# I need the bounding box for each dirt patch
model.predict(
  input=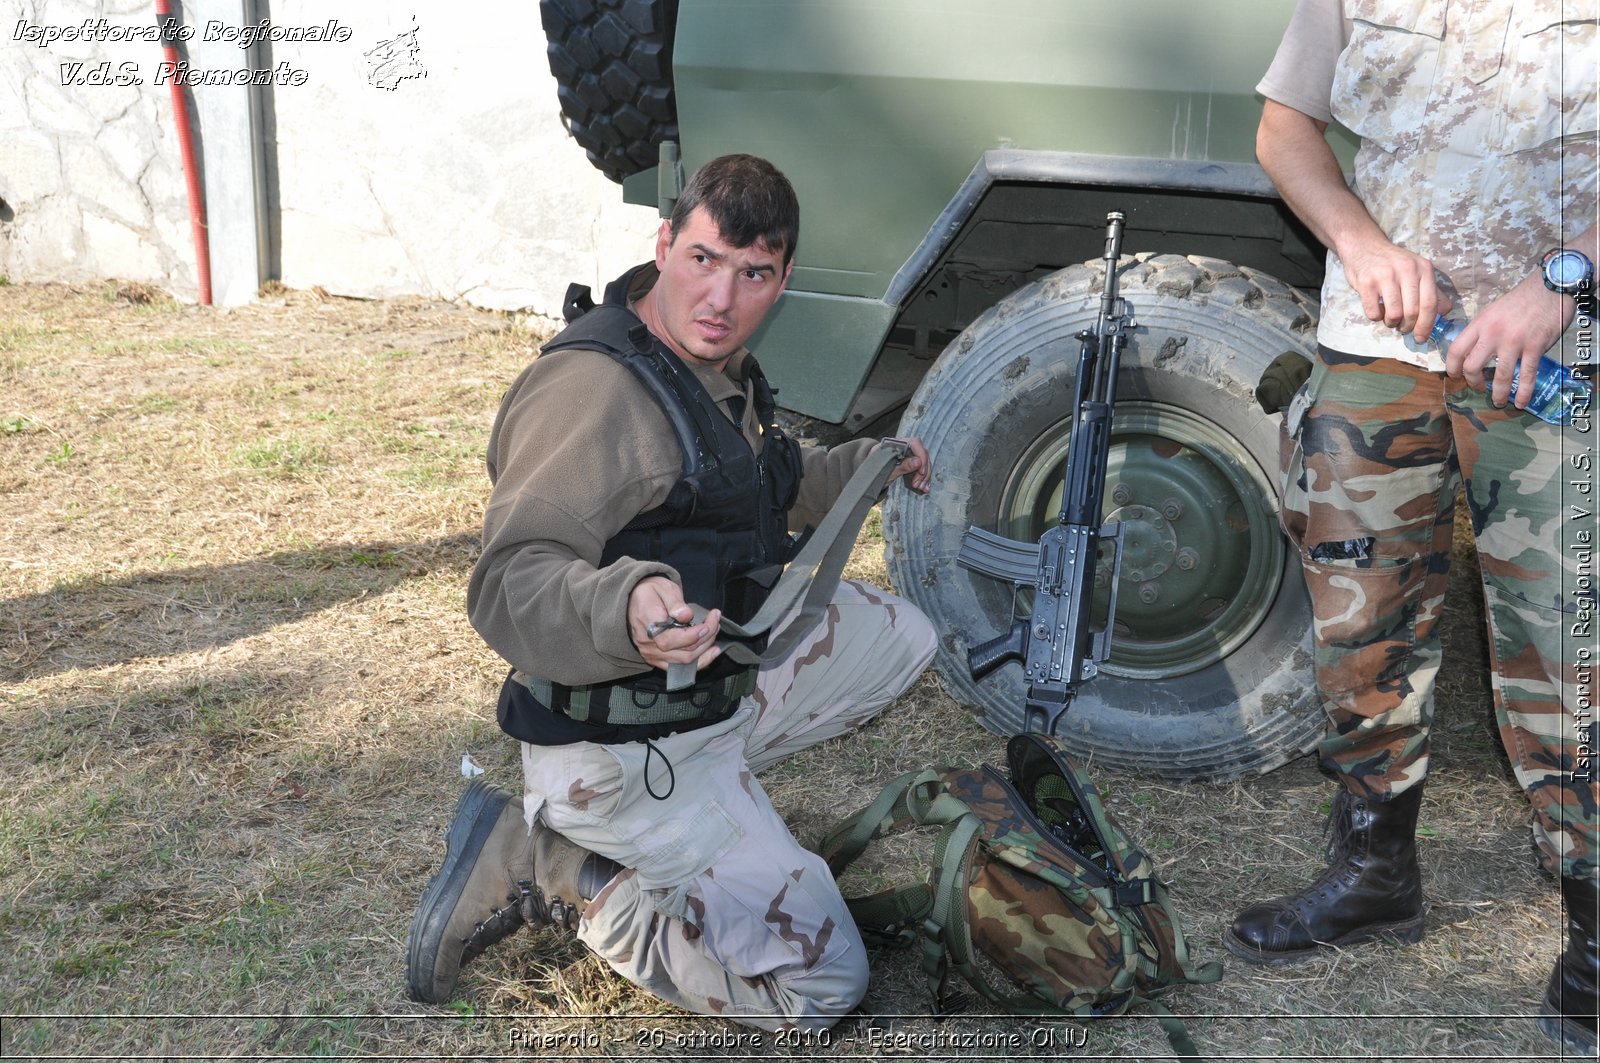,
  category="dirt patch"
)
[0,280,1562,1060]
